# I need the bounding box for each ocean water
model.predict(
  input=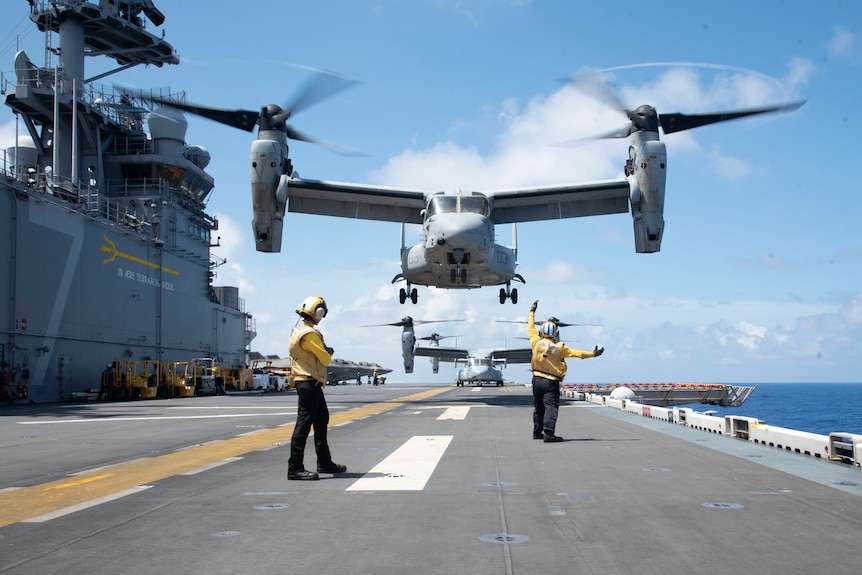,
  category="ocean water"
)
[682,382,862,437]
